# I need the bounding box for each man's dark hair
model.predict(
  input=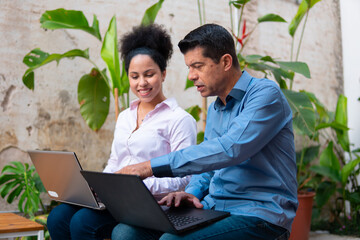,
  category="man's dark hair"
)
[178,24,239,68]
[120,24,173,73]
